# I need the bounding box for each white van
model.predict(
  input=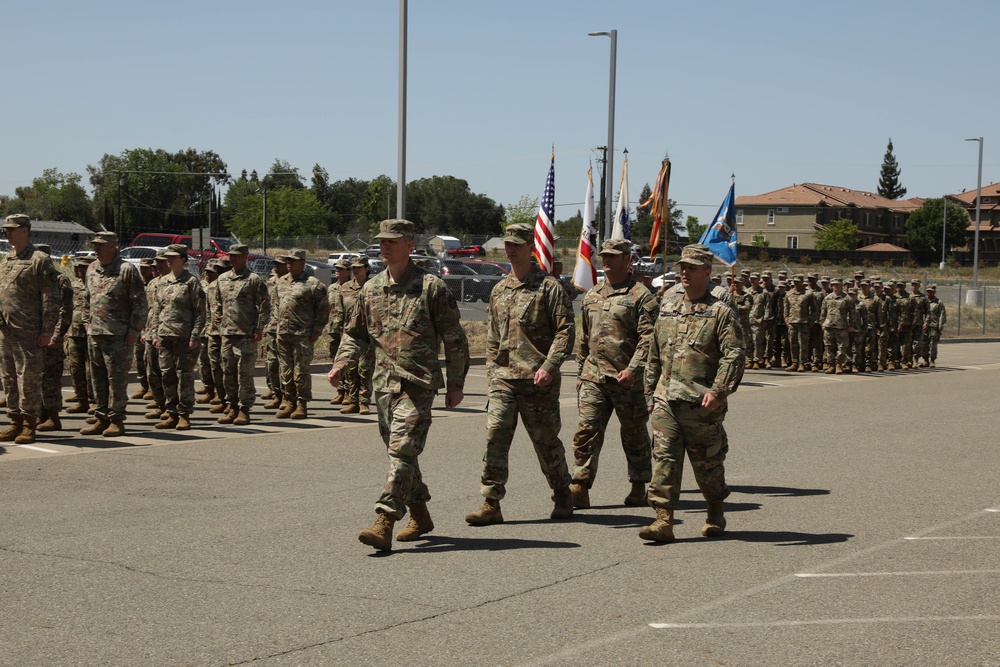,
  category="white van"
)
[327,252,356,267]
